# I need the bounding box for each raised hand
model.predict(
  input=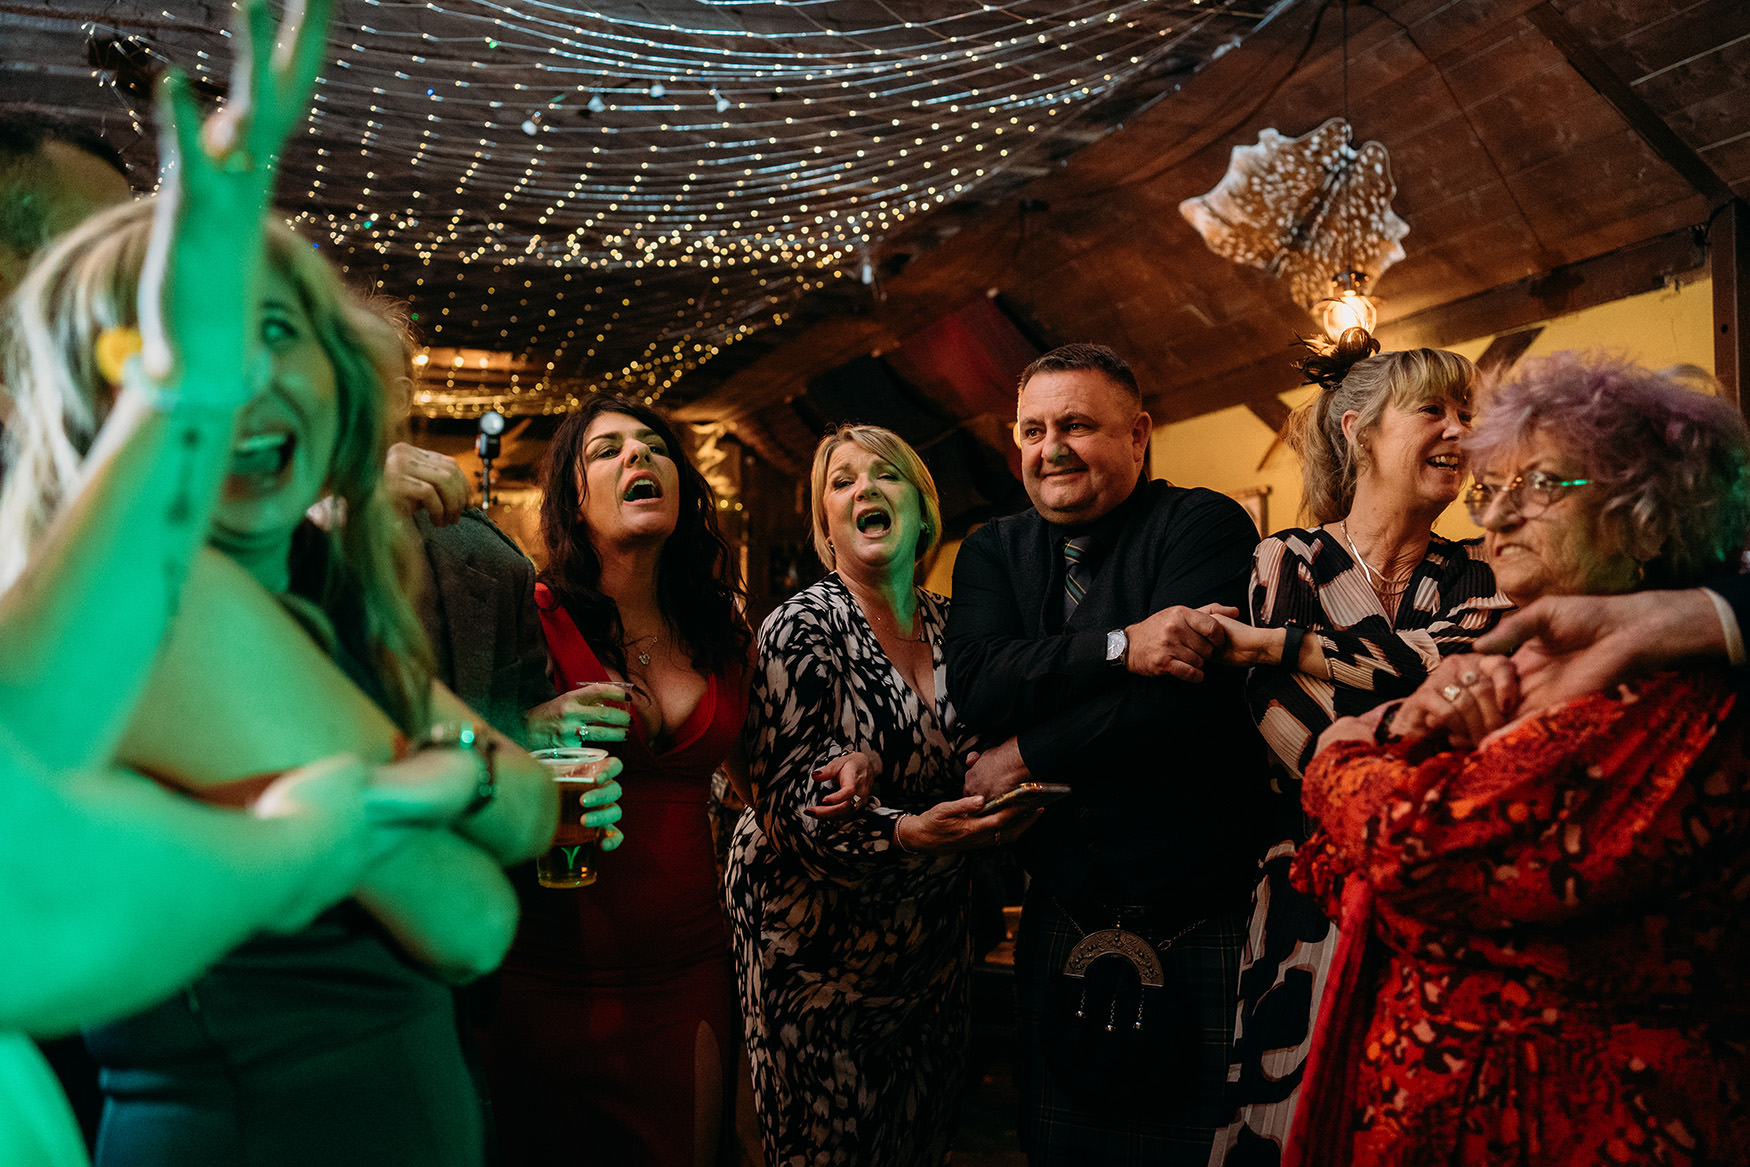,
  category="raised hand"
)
[385,443,472,526]
[136,0,334,398]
